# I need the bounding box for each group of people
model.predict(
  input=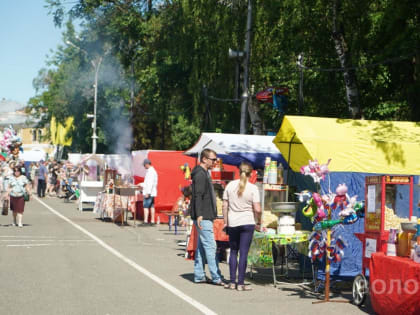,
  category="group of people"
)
[190,149,261,291]
[0,157,81,227]
[1,150,261,289]
[138,150,261,290]
[29,159,78,199]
